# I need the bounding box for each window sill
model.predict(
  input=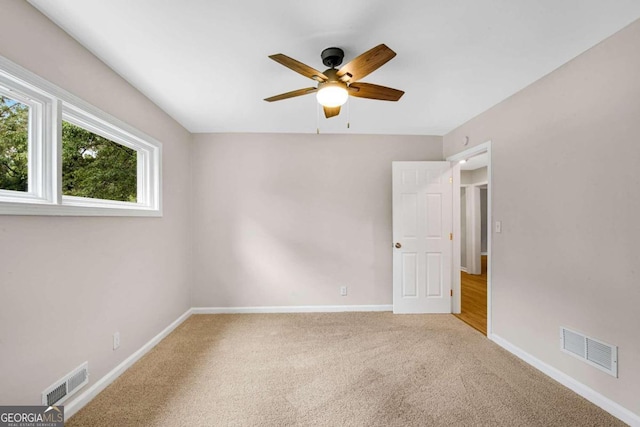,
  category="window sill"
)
[0,200,162,217]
